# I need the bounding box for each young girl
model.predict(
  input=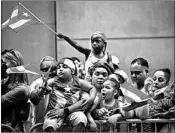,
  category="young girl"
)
[89,76,132,132]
